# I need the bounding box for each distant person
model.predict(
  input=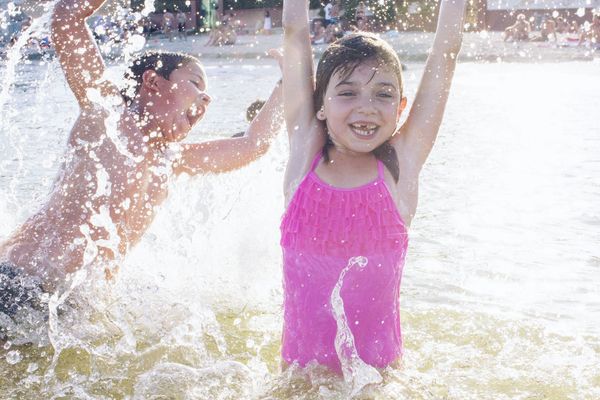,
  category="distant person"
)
[578,14,600,47]
[569,20,580,34]
[0,0,283,338]
[176,10,187,41]
[162,10,175,42]
[354,16,368,31]
[504,14,531,42]
[330,0,341,25]
[205,13,237,46]
[531,16,557,42]
[356,0,367,20]
[205,20,236,46]
[354,1,369,30]
[310,19,326,44]
[324,21,343,43]
[324,0,334,26]
[232,99,267,138]
[263,10,272,35]
[555,16,568,34]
